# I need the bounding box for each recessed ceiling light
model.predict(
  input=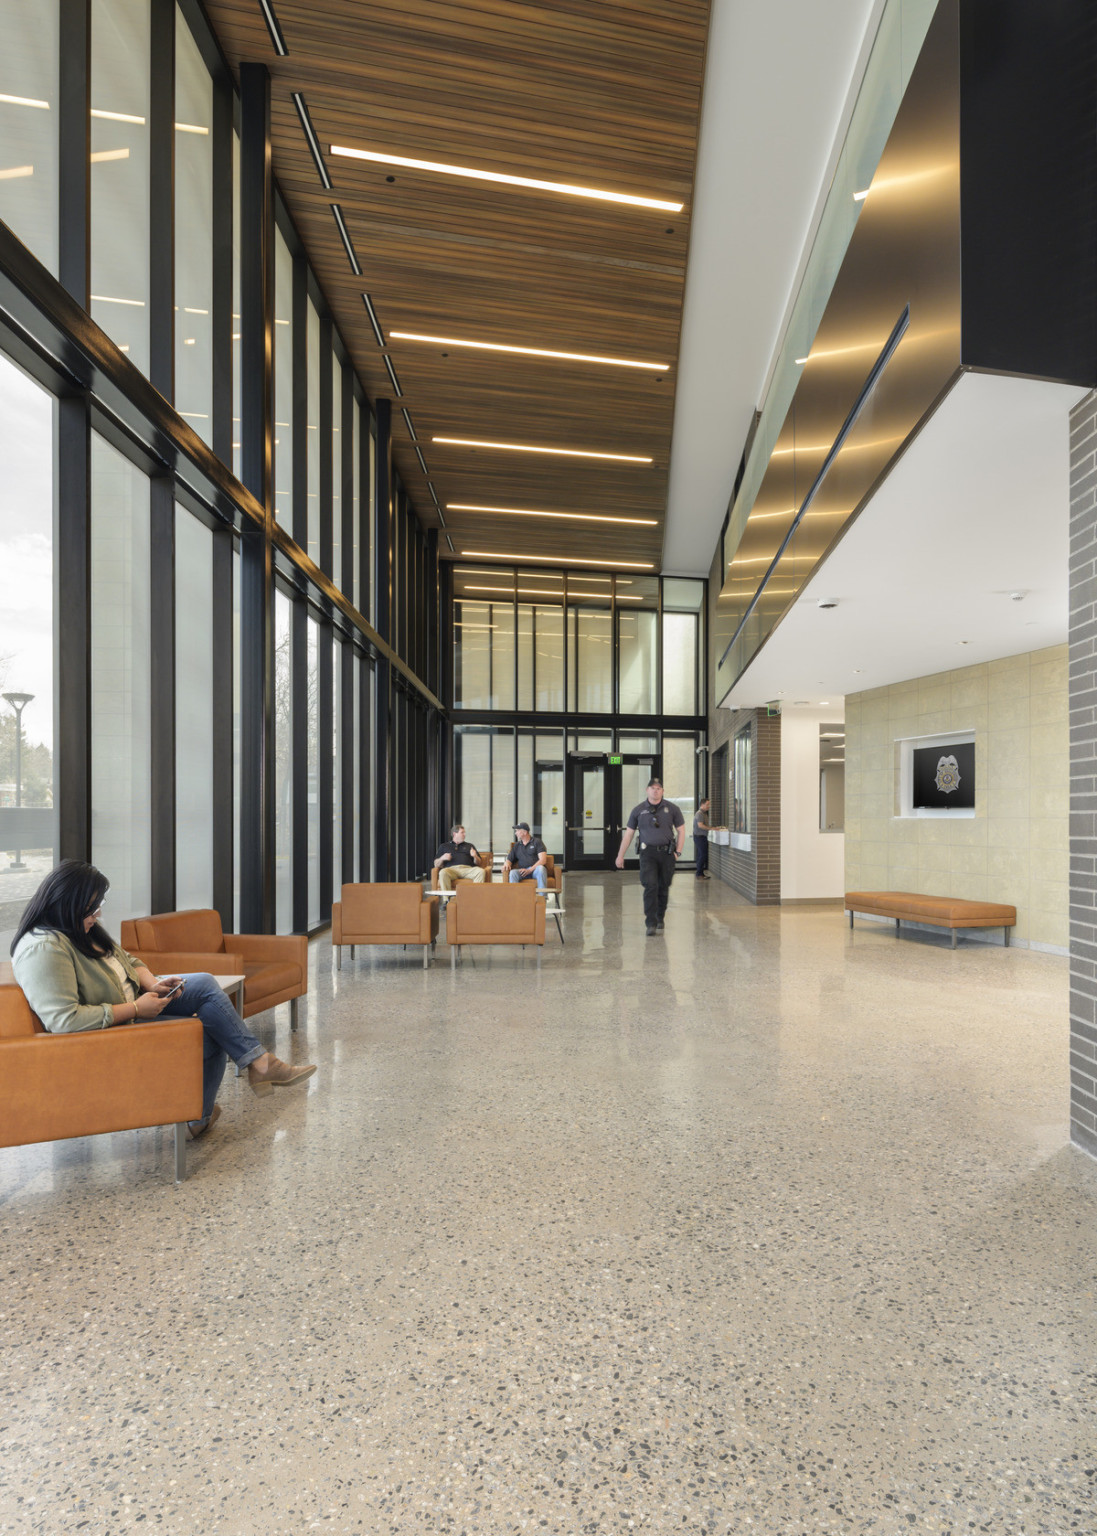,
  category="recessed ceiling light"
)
[435,437,652,464]
[460,551,654,568]
[448,502,656,526]
[329,144,683,212]
[391,331,668,371]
